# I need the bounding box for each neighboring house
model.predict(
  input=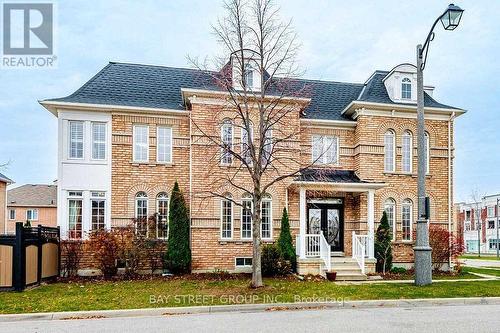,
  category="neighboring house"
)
[40,61,463,276]
[6,184,57,233]
[0,173,14,234]
[458,194,500,254]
